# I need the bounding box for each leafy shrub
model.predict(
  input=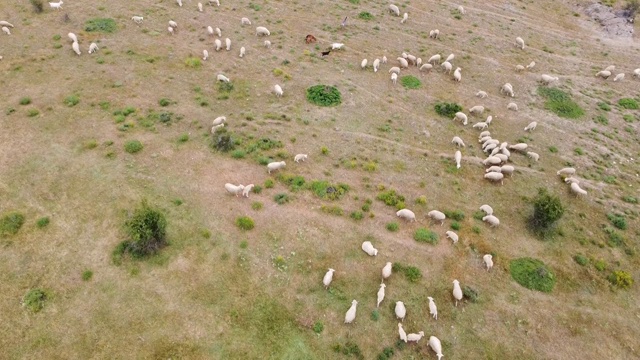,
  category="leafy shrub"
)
[332,341,364,360]
[264,179,274,188]
[451,222,461,230]
[276,173,306,191]
[377,347,395,360]
[19,97,31,105]
[210,129,235,152]
[358,11,374,20]
[622,195,638,204]
[177,133,189,143]
[313,321,324,334]
[608,270,633,289]
[124,140,143,154]
[251,201,263,211]
[462,285,479,302]
[594,259,607,271]
[0,212,25,236]
[607,213,627,230]
[27,109,40,117]
[64,95,80,107]
[252,185,262,194]
[444,210,465,221]
[85,18,117,33]
[321,146,329,155]
[23,289,47,312]
[414,228,438,244]
[597,101,611,111]
[321,205,343,216]
[236,216,255,230]
[604,226,625,247]
[376,189,405,207]
[81,270,93,281]
[36,217,50,229]
[310,180,349,200]
[30,0,44,13]
[531,188,564,231]
[114,201,167,260]
[548,146,558,153]
[274,193,290,205]
[618,98,638,109]
[306,85,342,107]
[392,263,422,283]
[400,75,421,89]
[158,98,172,107]
[510,257,556,292]
[231,150,246,159]
[537,87,584,119]
[350,211,364,221]
[573,254,588,266]
[386,222,399,232]
[434,102,462,118]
